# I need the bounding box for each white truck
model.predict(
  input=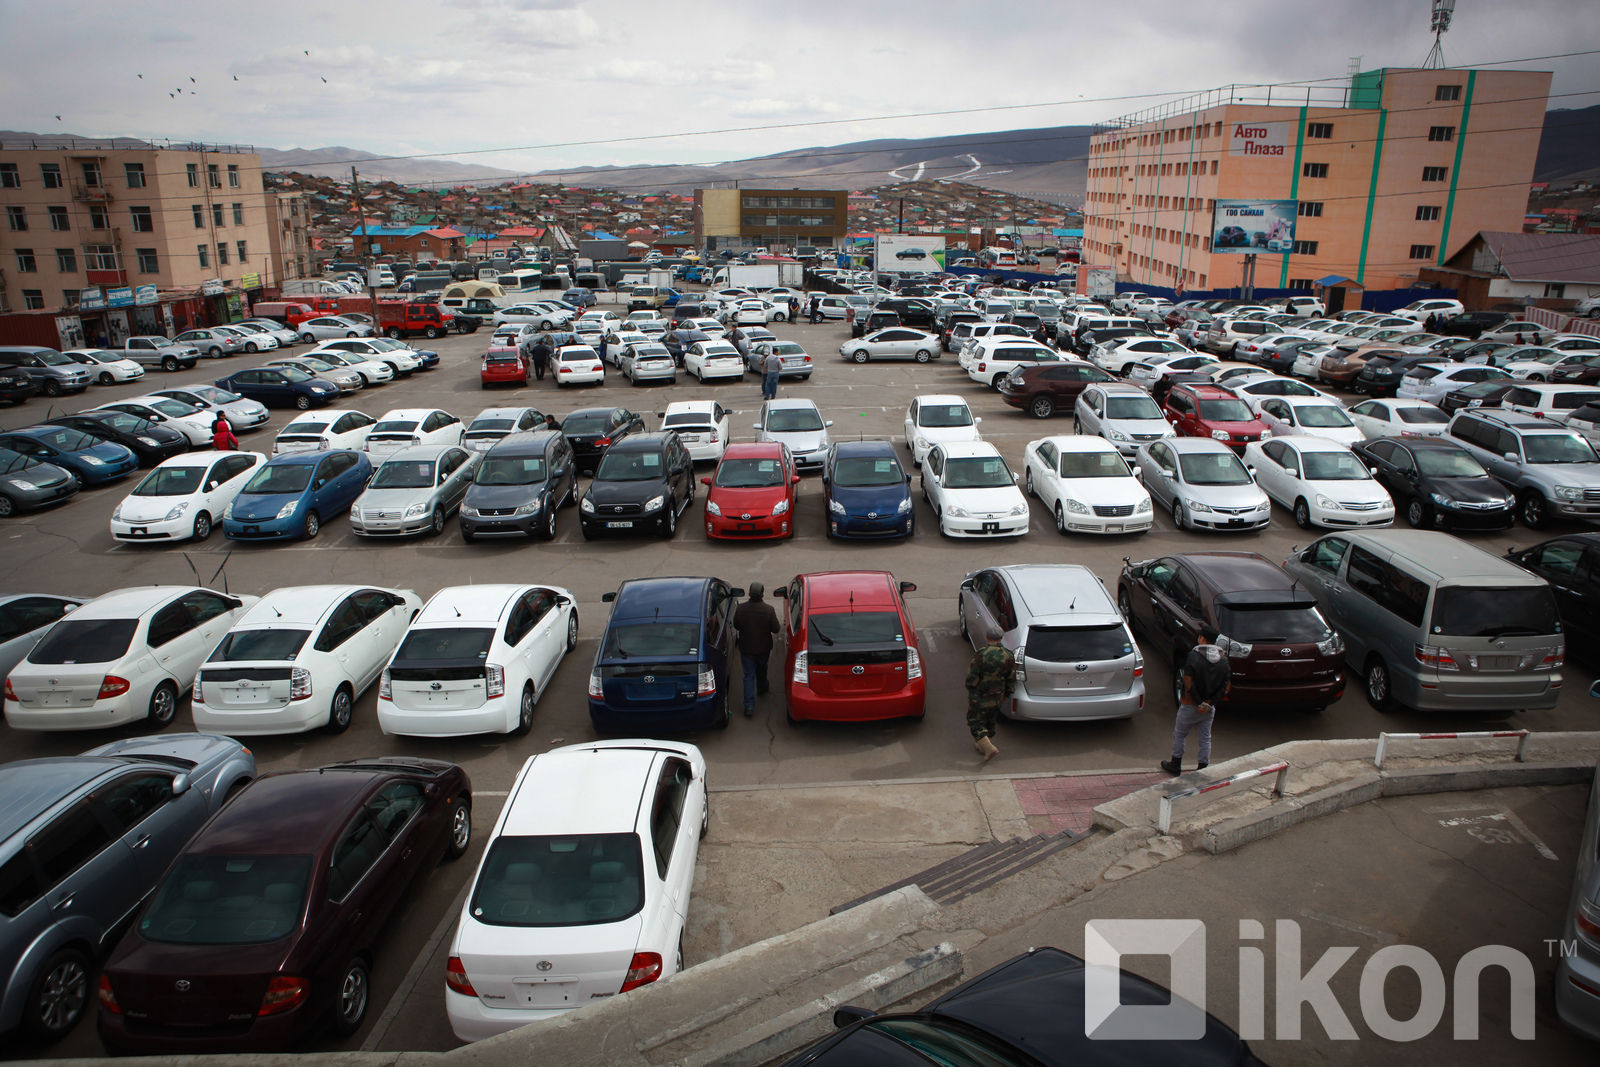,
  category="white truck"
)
[711,262,803,291]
